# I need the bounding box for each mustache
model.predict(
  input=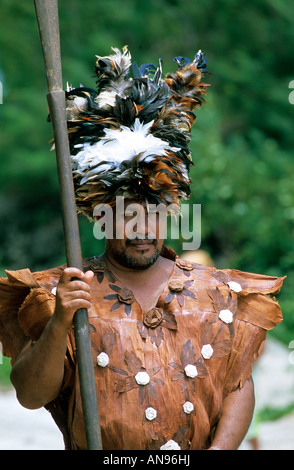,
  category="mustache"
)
[126,236,157,246]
